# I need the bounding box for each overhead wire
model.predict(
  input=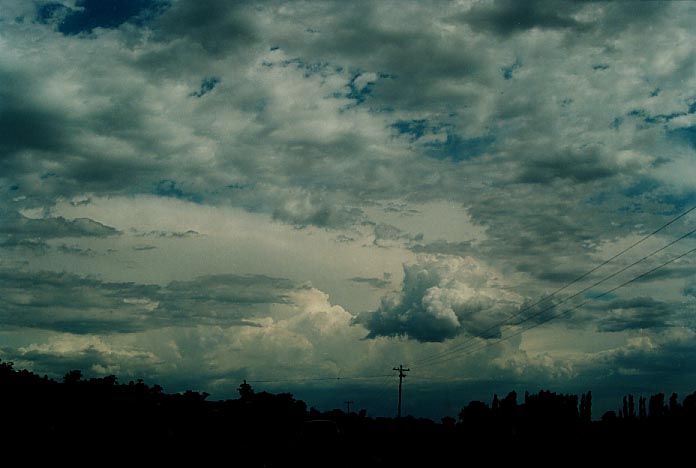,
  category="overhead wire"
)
[240,205,696,409]
[414,243,696,369]
[409,205,696,367]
